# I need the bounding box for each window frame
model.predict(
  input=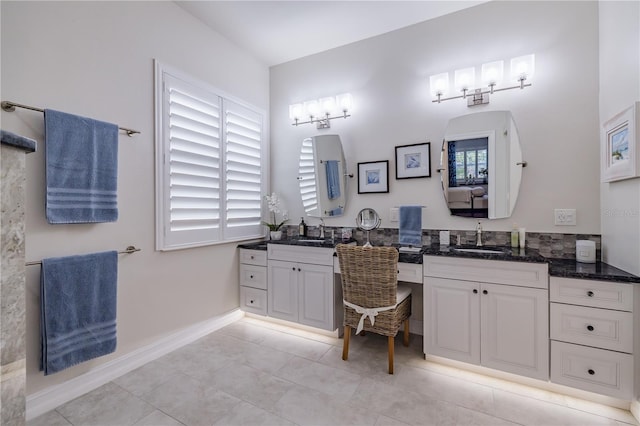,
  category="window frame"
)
[154,60,267,251]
